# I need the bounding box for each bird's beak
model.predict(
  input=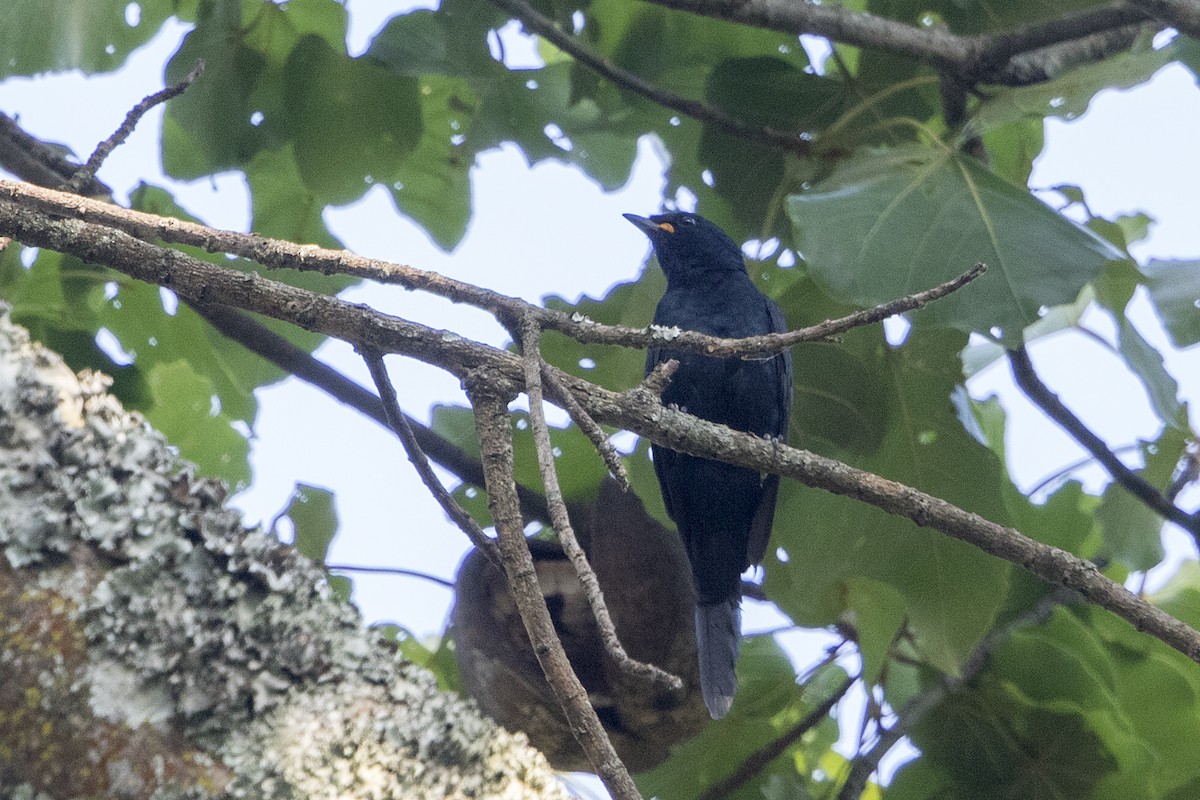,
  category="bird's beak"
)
[623,213,672,235]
